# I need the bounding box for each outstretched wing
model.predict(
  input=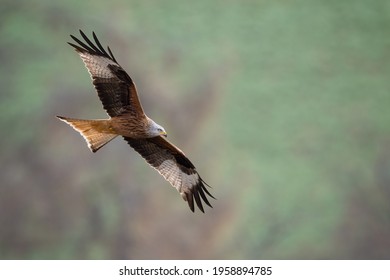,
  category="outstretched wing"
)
[124,136,215,212]
[68,30,144,117]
